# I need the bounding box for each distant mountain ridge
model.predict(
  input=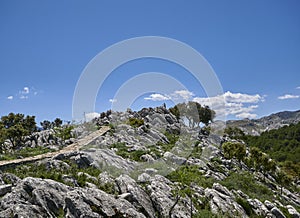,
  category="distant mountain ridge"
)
[226,109,300,135]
